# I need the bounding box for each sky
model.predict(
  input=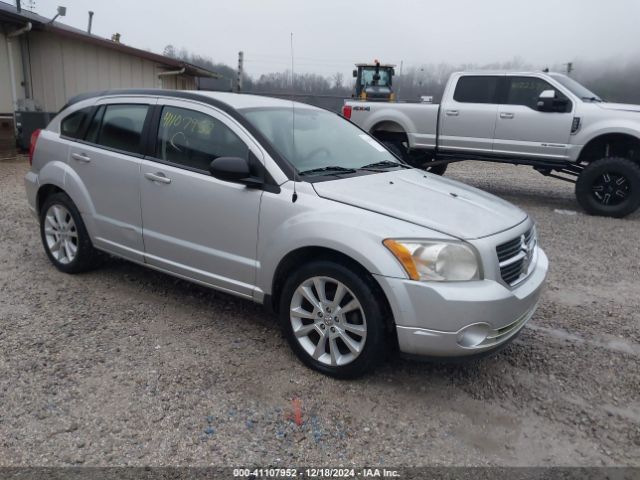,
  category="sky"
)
[24,0,640,78]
